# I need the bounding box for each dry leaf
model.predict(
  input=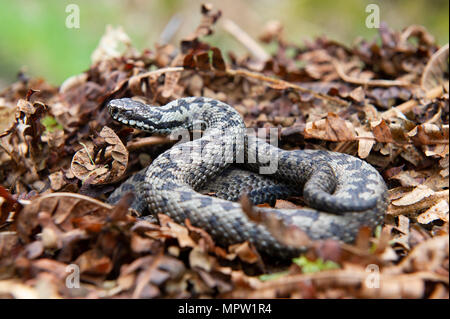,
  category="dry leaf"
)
[417,199,449,224]
[304,113,356,142]
[421,43,449,90]
[71,126,128,185]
